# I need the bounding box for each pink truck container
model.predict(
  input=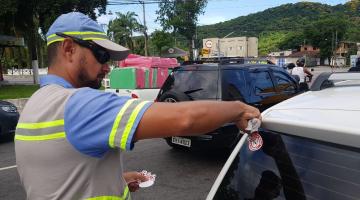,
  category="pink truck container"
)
[135,67,146,88]
[156,68,169,88]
